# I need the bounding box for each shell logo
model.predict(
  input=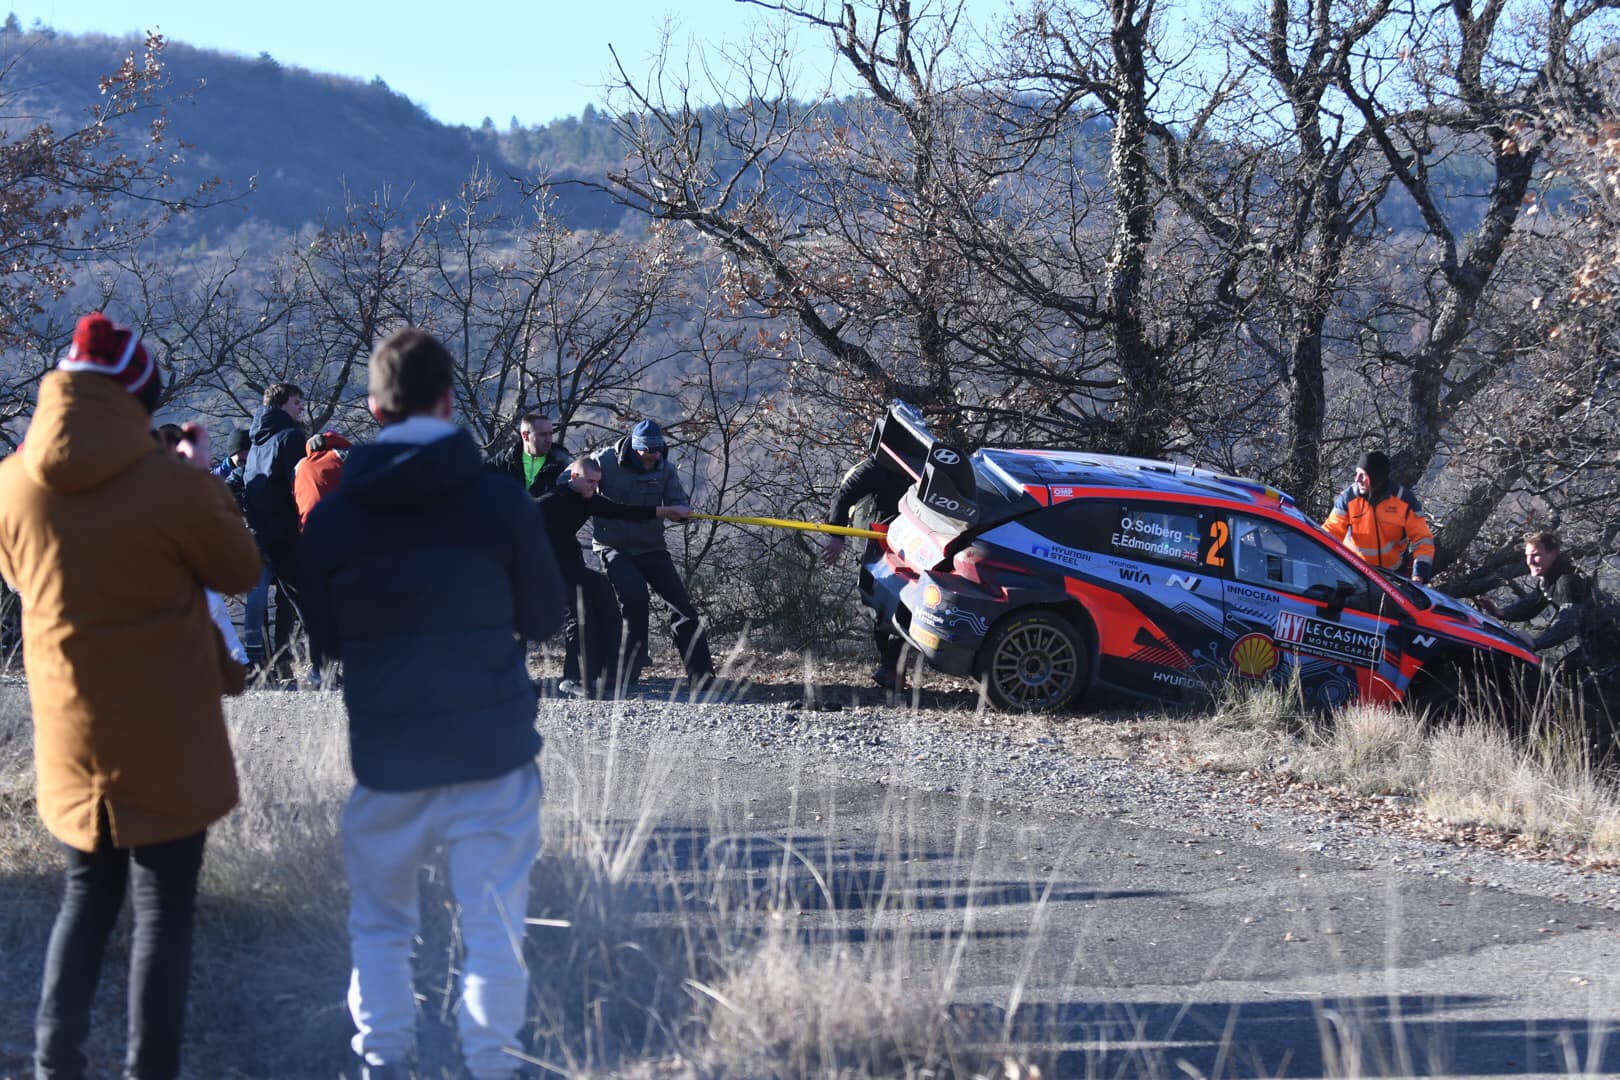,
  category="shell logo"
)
[922,584,943,608]
[1230,633,1279,678]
